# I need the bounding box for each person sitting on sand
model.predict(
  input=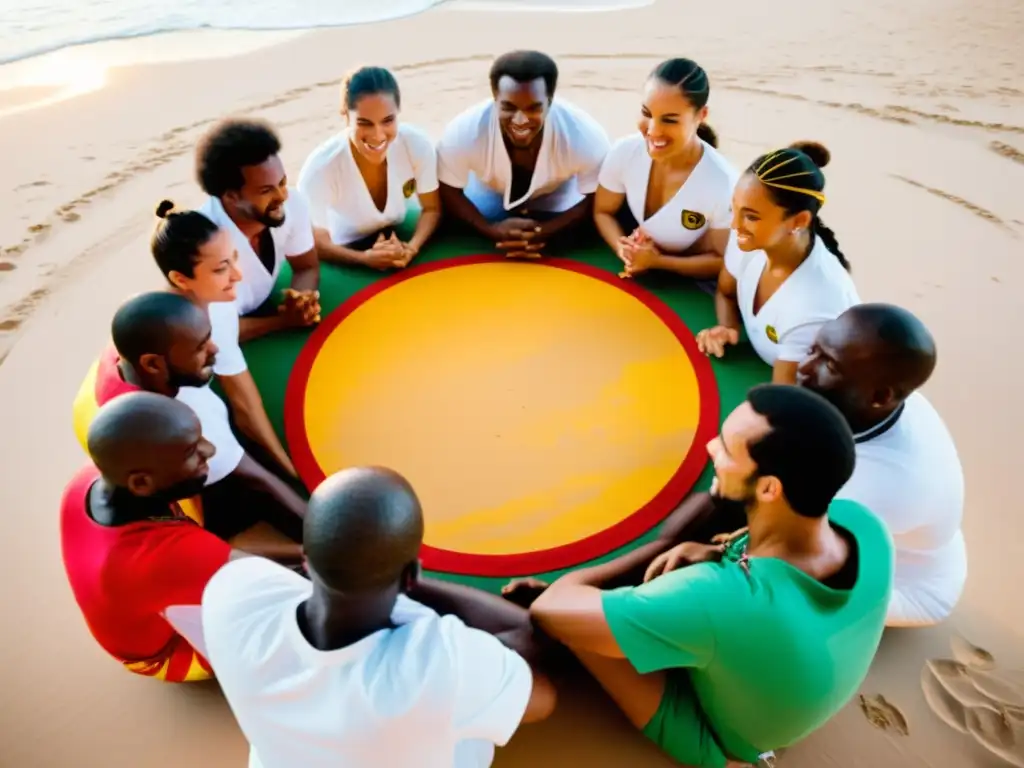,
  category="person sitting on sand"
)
[152,201,300,481]
[509,385,894,768]
[799,303,966,627]
[697,143,860,383]
[594,58,737,288]
[72,291,306,543]
[195,117,321,341]
[298,66,441,272]
[437,50,610,258]
[202,466,556,768]
[61,393,301,683]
